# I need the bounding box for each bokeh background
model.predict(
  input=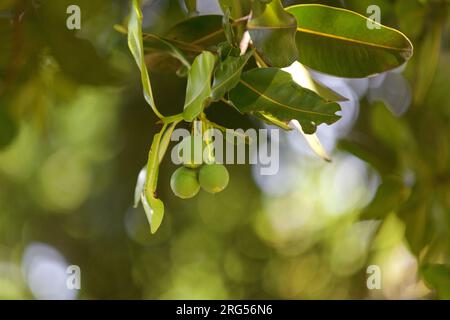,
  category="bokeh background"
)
[0,0,449,299]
